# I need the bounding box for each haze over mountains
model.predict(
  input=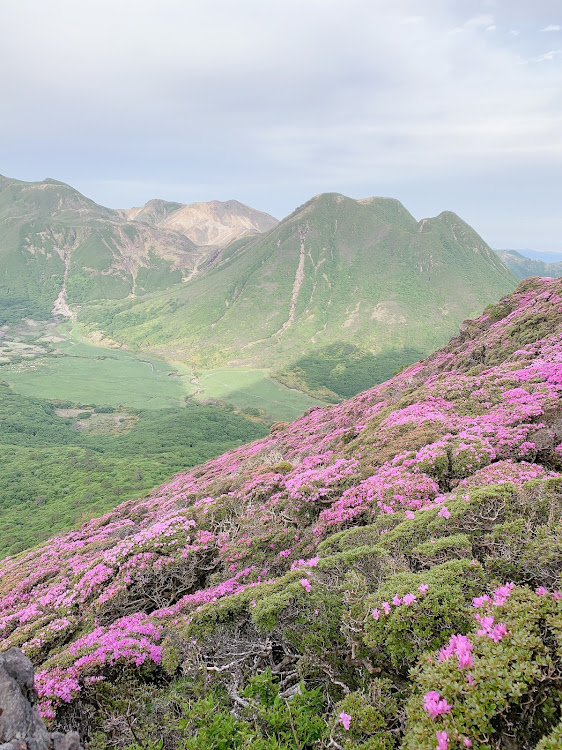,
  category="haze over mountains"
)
[496,249,562,281]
